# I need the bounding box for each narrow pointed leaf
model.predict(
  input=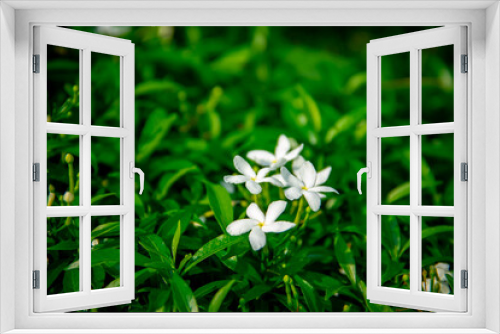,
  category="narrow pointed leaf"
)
[208,279,237,312]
